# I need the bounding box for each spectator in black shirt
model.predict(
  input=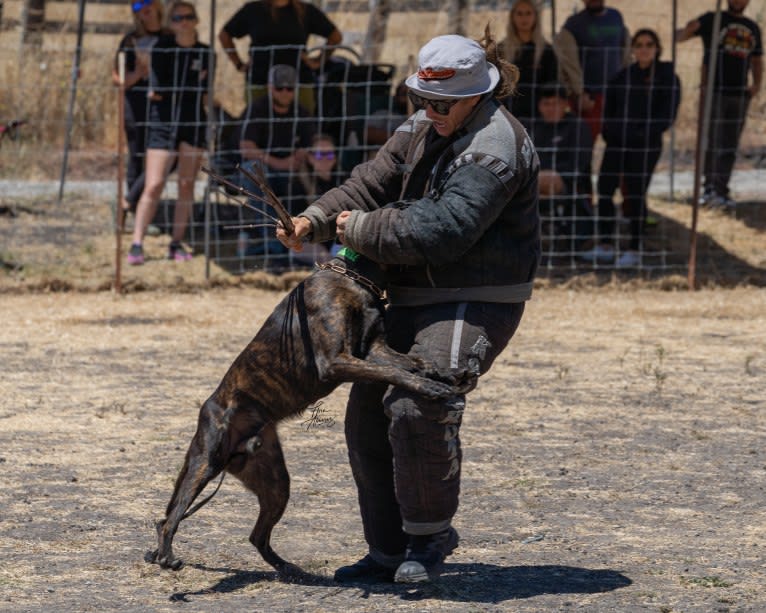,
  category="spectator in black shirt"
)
[237,64,315,258]
[128,0,210,265]
[529,82,594,256]
[597,29,680,268]
[219,0,342,113]
[677,0,763,208]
